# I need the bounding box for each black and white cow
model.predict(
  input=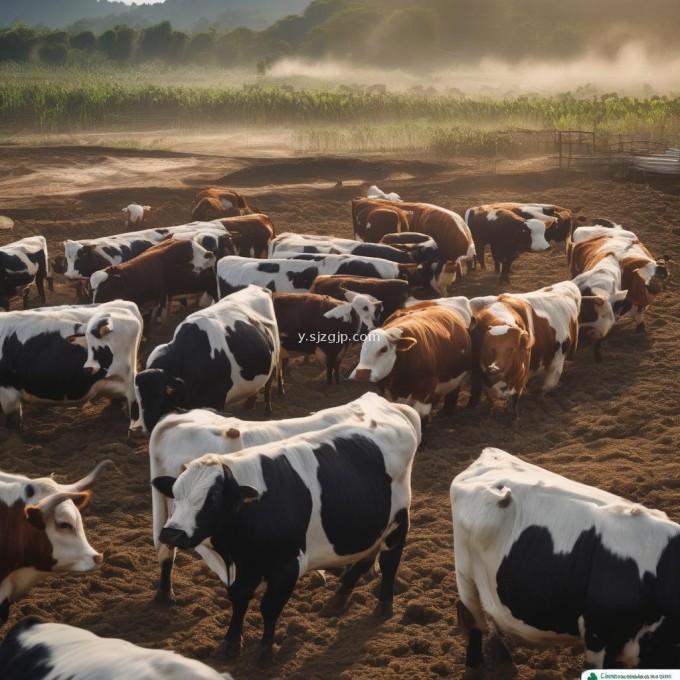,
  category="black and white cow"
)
[135,285,280,432]
[0,617,233,680]
[58,222,227,294]
[269,232,439,264]
[149,392,399,600]
[217,254,410,297]
[451,447,680,670]
[0,236,52,310]
[153,404,420,664]
[0,301,143,432]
